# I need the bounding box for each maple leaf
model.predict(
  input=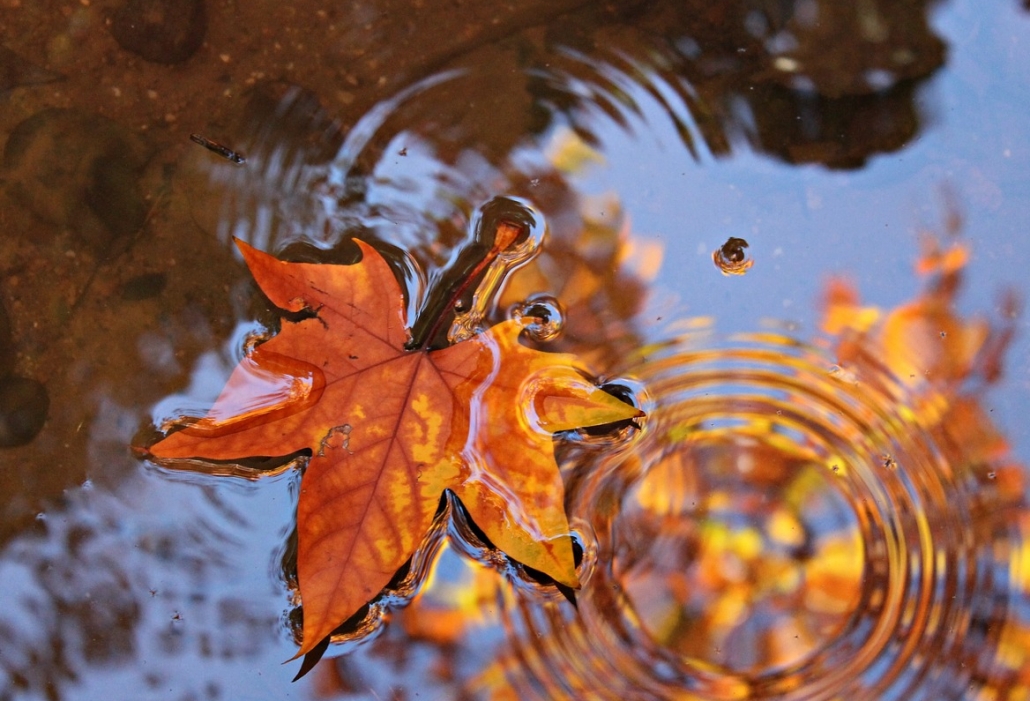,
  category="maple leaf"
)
[147,235,642,660]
